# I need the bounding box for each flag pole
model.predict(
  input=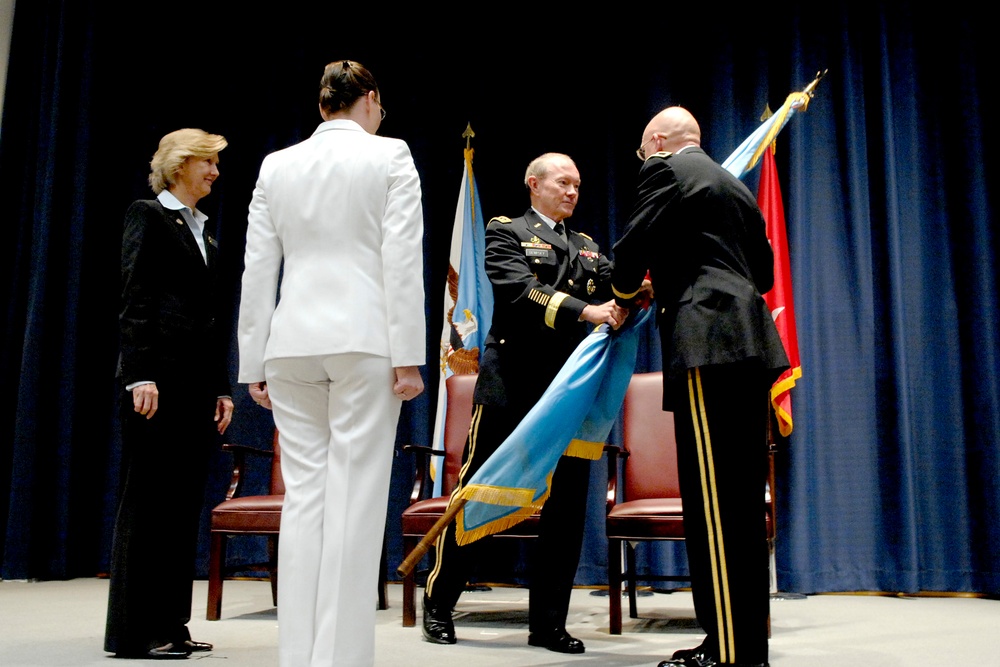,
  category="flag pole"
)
[397,499,467,578]
[401,122,482,578]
